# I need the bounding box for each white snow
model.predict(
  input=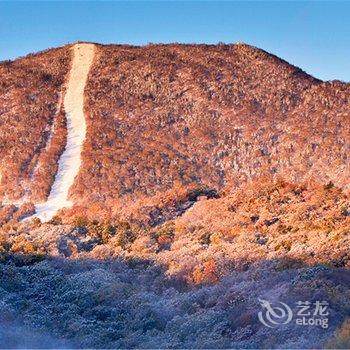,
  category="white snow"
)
[30,43,95,222]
